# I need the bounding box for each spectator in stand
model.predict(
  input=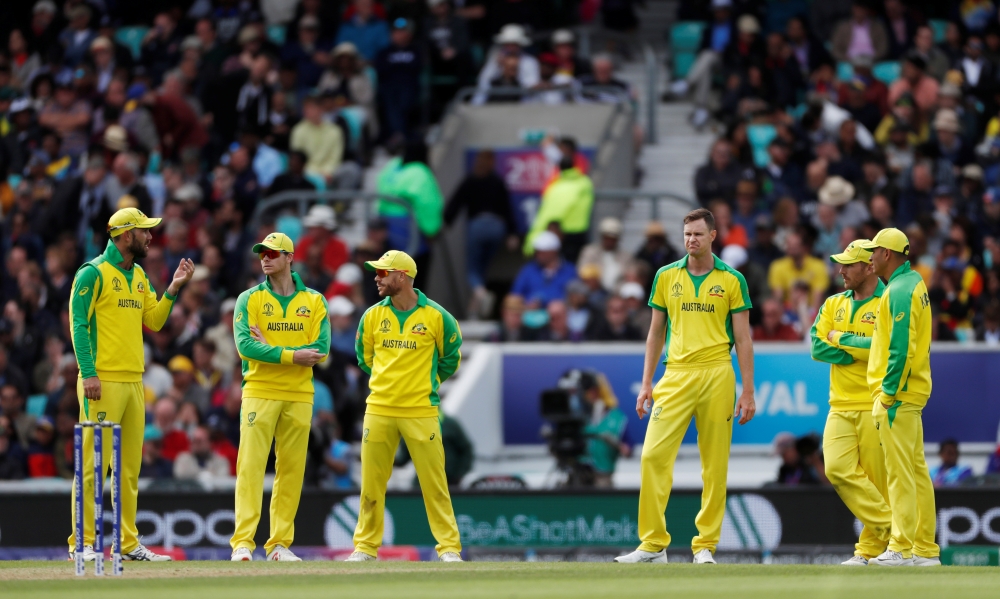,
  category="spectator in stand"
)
[695,139,743,205]
[476,24,539,96]
[335,0,391,63]
[316,42,378,140]
[888,52,939,114]
[58,4,96,68]
[589,295,642,342]
[173,425,231,481]
[139,425,173,479]
[842,78,883,134]
[913,25,949,81]
[444,149,517,317]
[290,95,358,190]
[268,151,318,197]
[206,382,243,450]
[321,420,354,490]
[721,244,769,324]
[297,205,350,278]
[0,383,35,450]
[551,29,591,79]
[26,416,57,477]
[524,139,594,263]
[38,77,91,162]
[786,15,832,78]
[375,18,422,143]
[830,0,889,63]
[496,294,526,342]
[897,159,935,227]
[921,109,975,174]
[141,12,184,85]
[634,221,679,272]
[768,231,830,311]
[483,53,523,104]
[709,201,749,252]
[577,218,632,293]
[282,16,334,92]
[148,73,208,163]
[816,175,871,231]
[761,138,804,203]
[192,338,224,399]
[166,355,210,415]
[956,35,996,105]
[882,0,916,59]
[511,231,577,309]
[930,439,974,487]
[754,298,802,341]
[0,415,26,480]
[976,304,1000,344]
